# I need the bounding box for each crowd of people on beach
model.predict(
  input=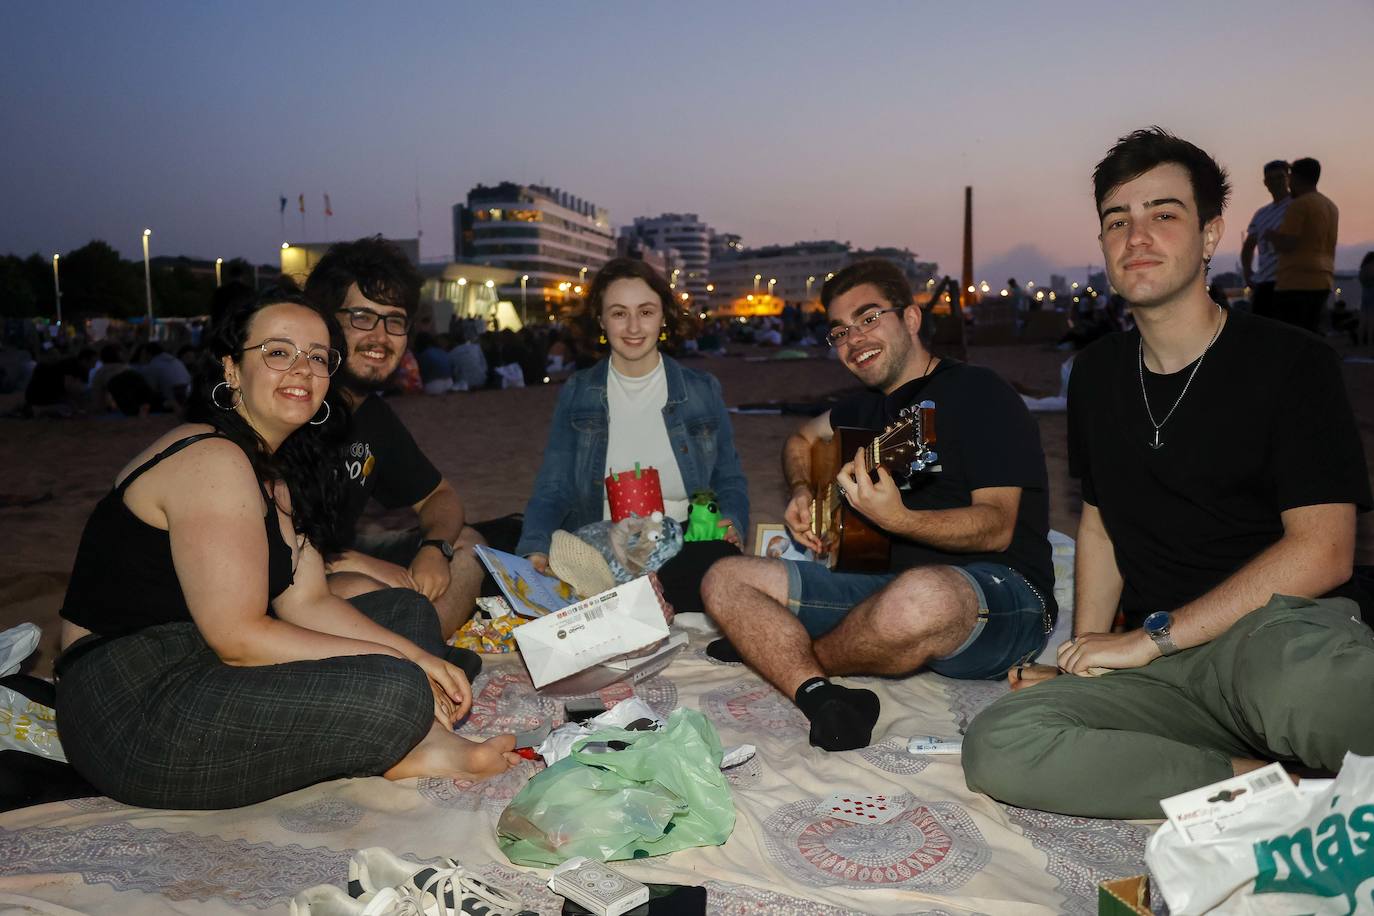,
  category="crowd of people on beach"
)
[20,129,1374,836]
